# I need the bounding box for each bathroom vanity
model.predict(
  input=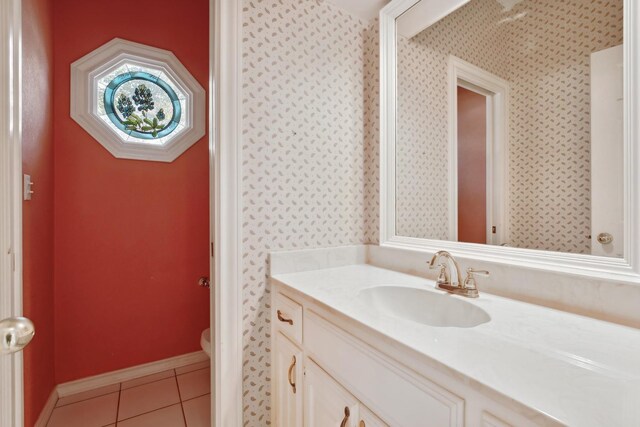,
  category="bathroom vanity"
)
[269,247,640,426]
